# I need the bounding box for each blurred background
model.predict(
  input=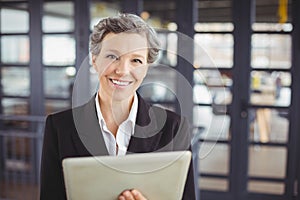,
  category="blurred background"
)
[0,0,300,199]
